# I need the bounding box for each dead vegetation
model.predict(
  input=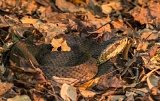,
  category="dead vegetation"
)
[0,0,160,101]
